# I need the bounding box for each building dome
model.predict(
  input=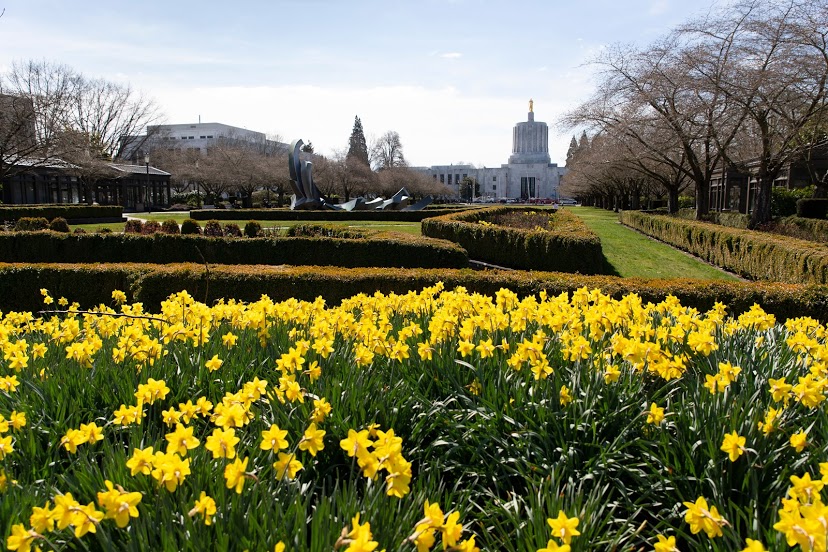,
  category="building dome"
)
[508,100,551,165]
